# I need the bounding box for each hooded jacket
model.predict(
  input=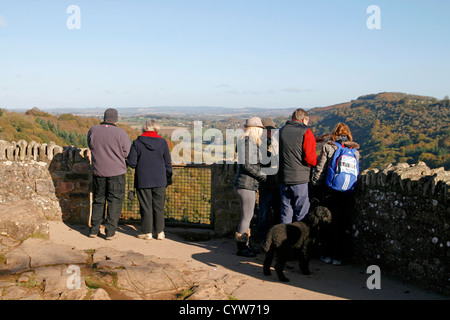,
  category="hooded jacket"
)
[126,131,172,189]
[311,139,360,185]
